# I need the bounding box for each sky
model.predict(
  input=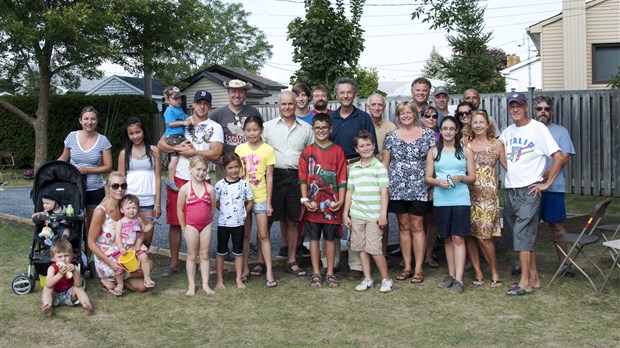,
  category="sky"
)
[104,0,565,84]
